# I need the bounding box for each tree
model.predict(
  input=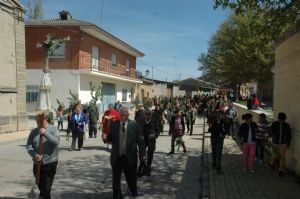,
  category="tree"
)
[34,0,44,19]
[198,14,274,94]
[213,0,300,40]
[27,0,44,20]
